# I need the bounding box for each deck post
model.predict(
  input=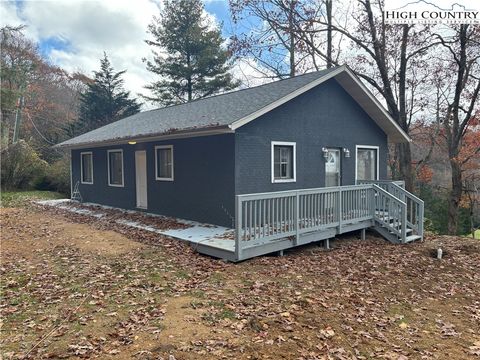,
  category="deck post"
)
[295,191,299,246]
[235,195,242,261]
[370,186,374,218]
[324,238,330,249]
[418,200,424,240]
[361,228,366,240]
[337,188,342,233]
[401,203,407,243]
